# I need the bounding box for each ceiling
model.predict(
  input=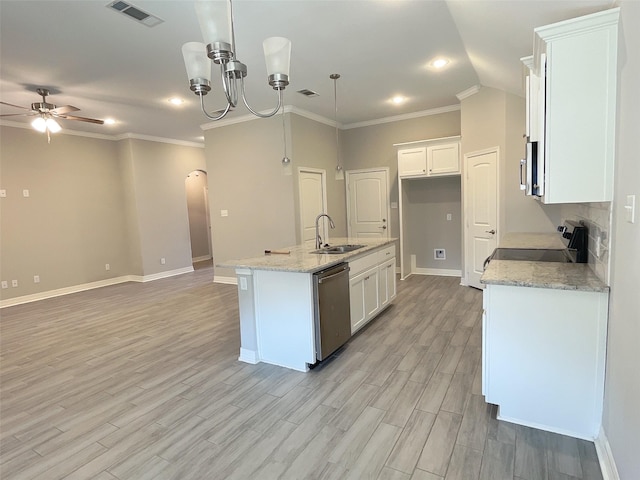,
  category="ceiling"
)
[0,0,615,144]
